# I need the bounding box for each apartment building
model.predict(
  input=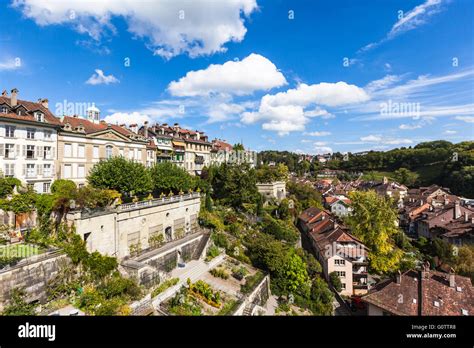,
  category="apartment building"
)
[149,123,212,175]
[0,89,59,193]
[57,107,151,186]
[210,138,257,168]
[298,207,369,296]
